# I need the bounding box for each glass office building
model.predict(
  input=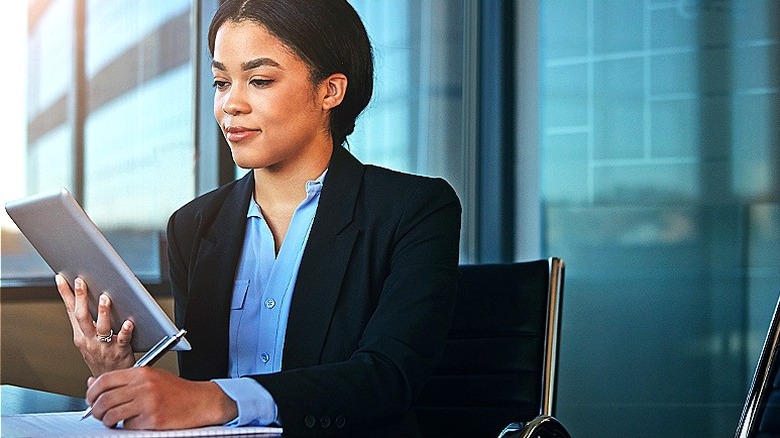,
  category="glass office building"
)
[20,0,195,279]
[2,1,779,437]
[540,1,780,436]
